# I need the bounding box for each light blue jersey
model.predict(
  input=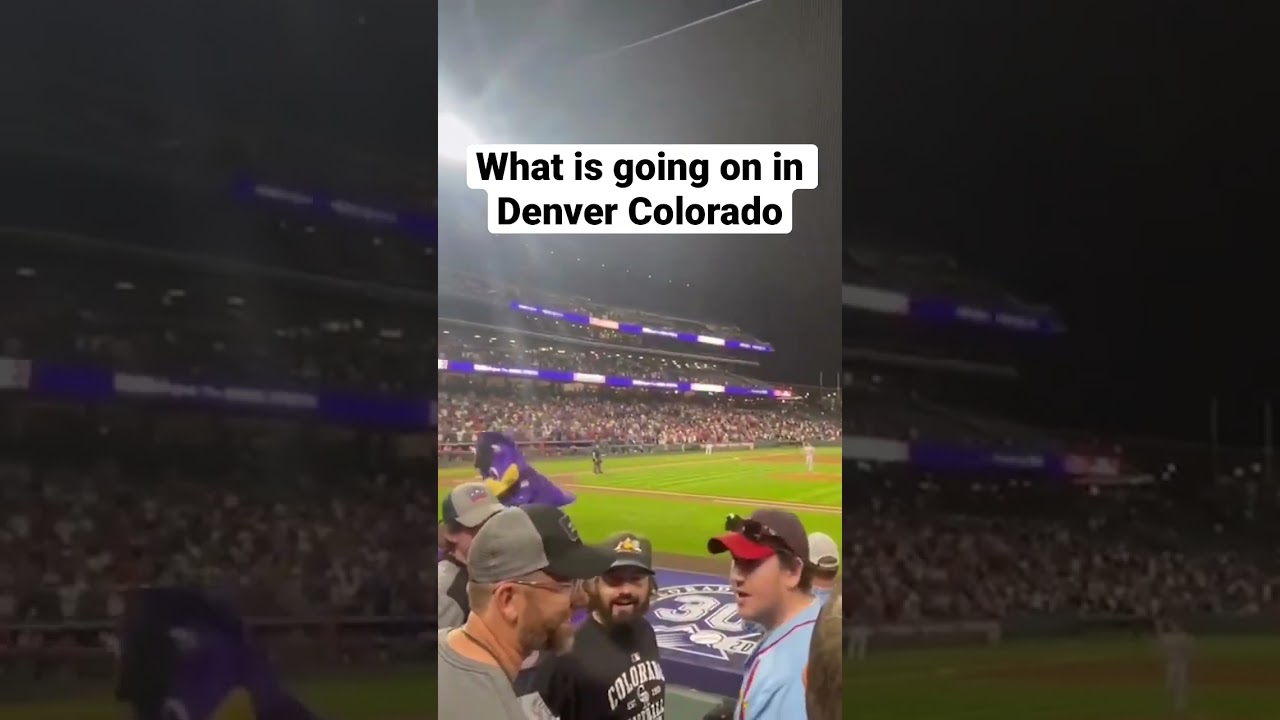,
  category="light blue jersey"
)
[814,587,832,605]
[737,598,820,720]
